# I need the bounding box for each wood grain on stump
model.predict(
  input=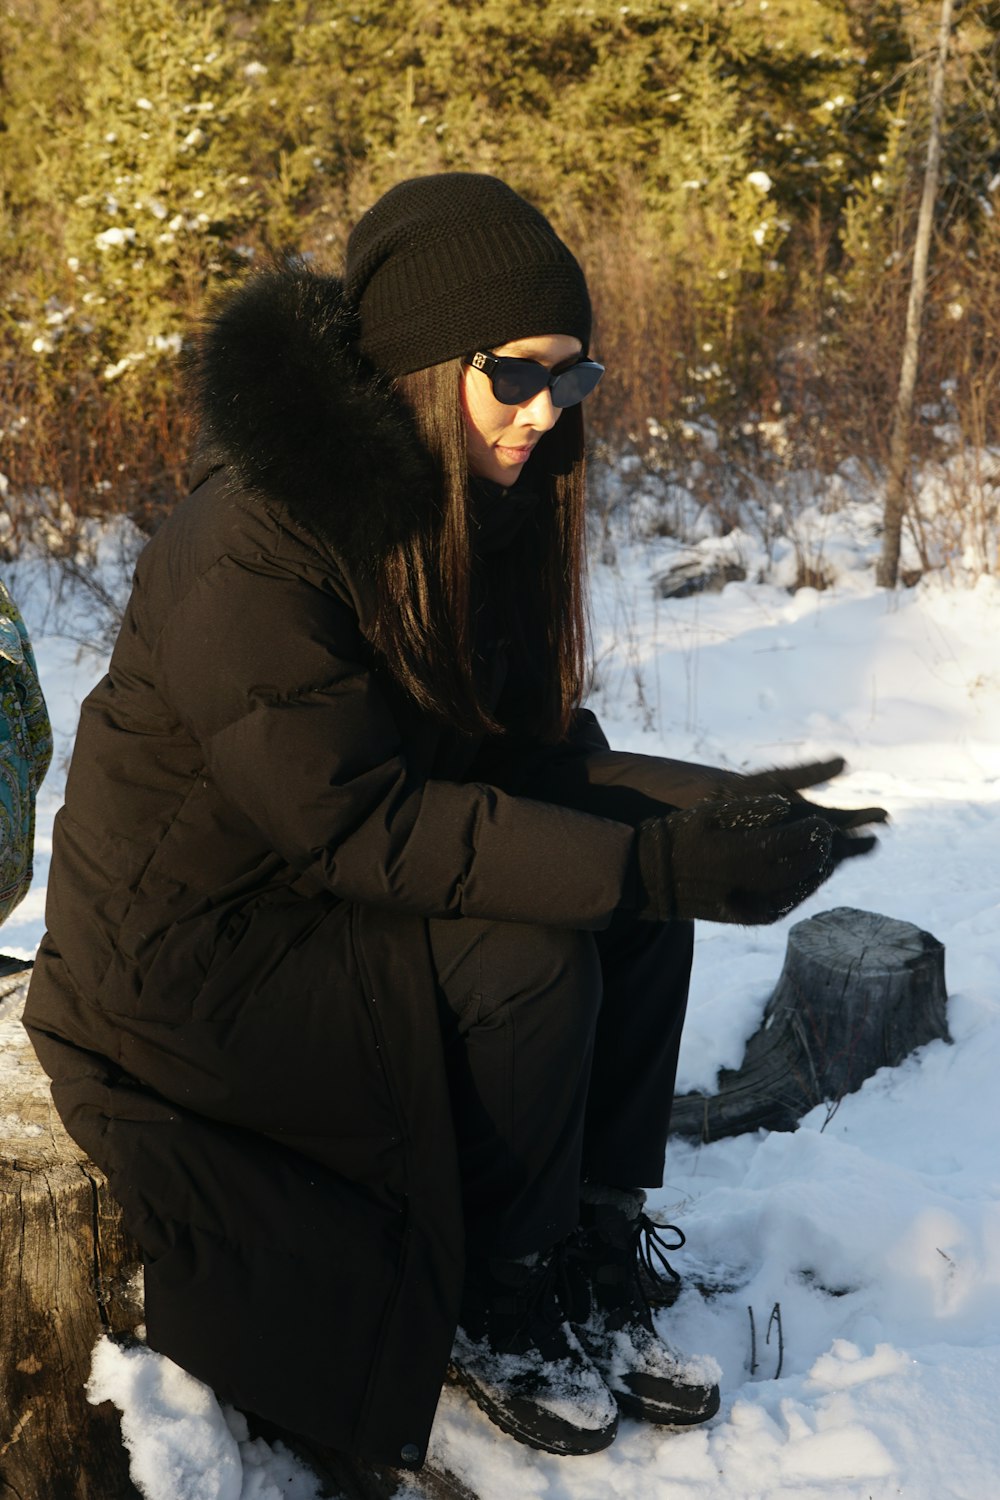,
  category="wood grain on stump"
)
[0,964,143,1500]
[670,907,950,1143]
